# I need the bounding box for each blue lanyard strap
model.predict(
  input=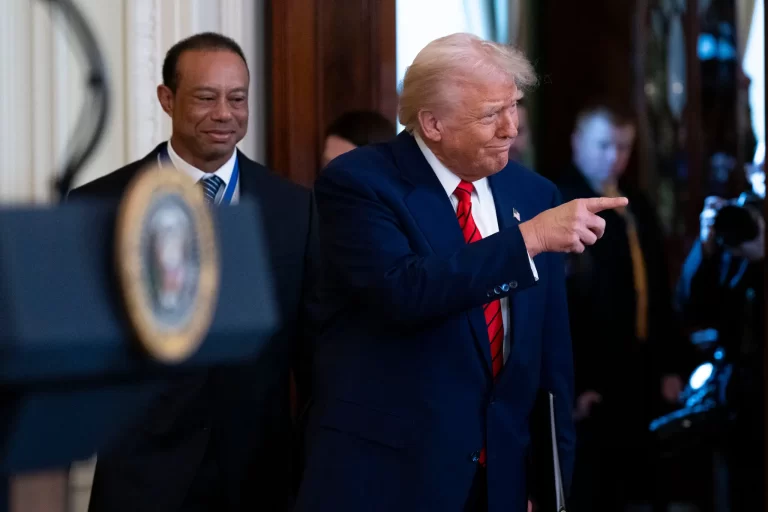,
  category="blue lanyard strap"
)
[157,143,239,205]
[220,160,238,205]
